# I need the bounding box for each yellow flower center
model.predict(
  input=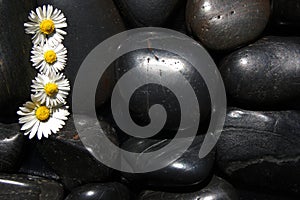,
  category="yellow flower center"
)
[39,19,55,35]
[44,50,57,64]
[44,83,59,97]
[35,106,50,121]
